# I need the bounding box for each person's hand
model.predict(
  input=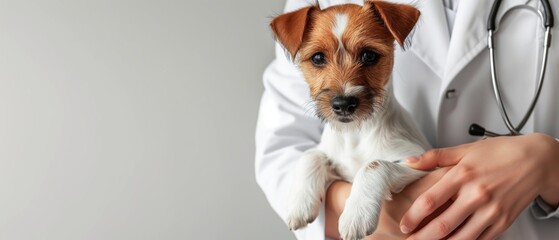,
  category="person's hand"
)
[326,167,453,240]
[399,133,559,240]
[364,167,452,240]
